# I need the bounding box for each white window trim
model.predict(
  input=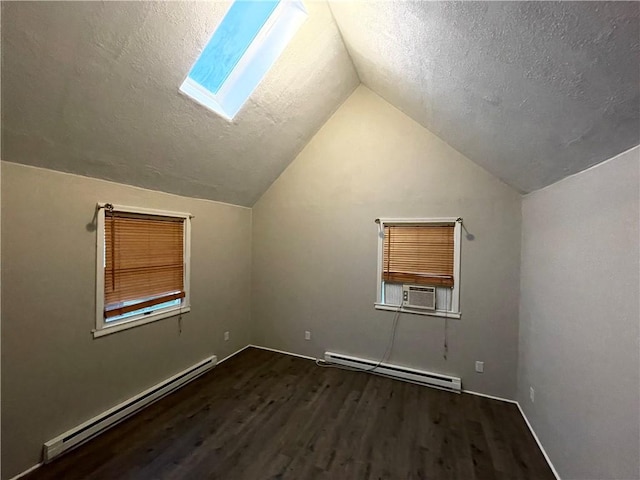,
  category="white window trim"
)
[179,0,307,121]
[93,203,192,338]
[374,217,462,319]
